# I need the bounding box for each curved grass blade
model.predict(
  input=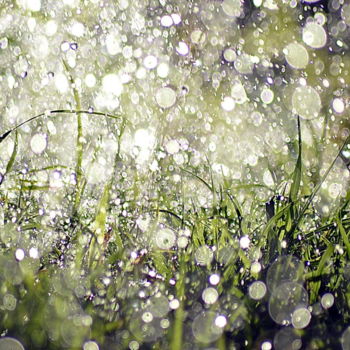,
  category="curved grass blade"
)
[4,130,18,176]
